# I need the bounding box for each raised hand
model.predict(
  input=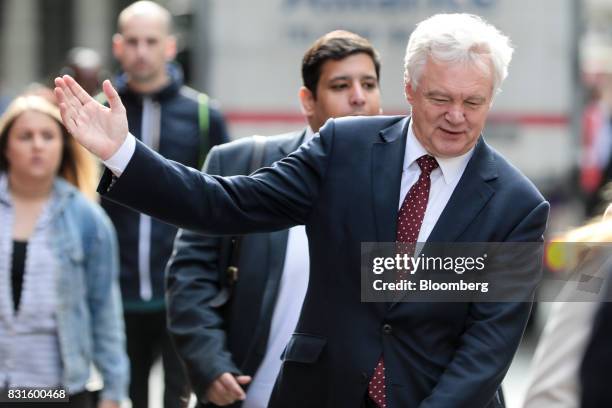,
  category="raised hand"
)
[54,75,129,161]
